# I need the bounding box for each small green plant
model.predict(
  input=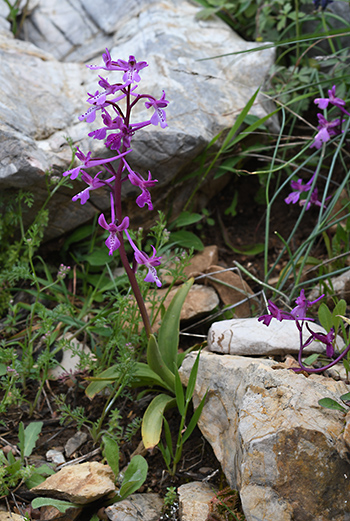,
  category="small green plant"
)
[0,421,54,497]
[206,486,245,521]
